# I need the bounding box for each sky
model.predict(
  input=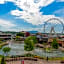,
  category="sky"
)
[0,0,64,33]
